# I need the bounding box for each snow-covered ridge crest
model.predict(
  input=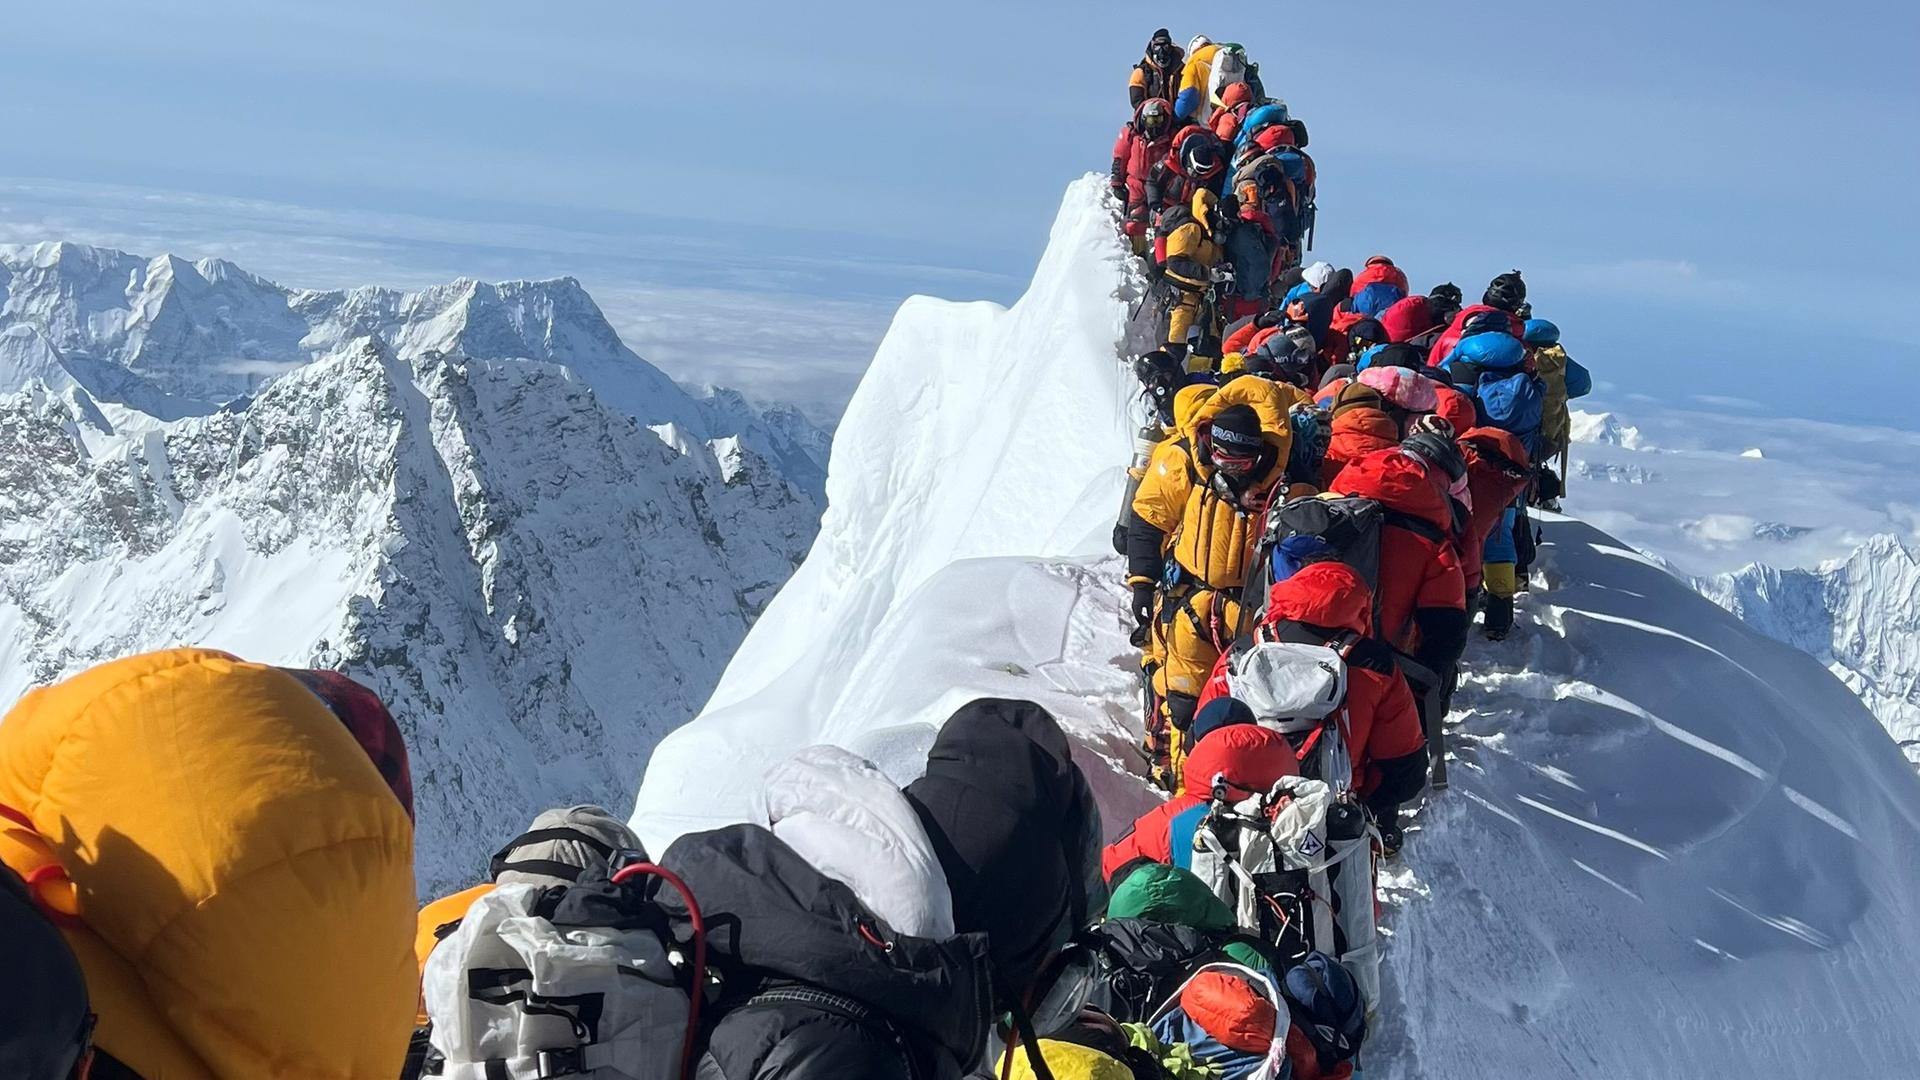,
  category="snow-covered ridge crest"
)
[633,176,1159,851]
[635,176,1920,1075]
[1,333,818,893]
